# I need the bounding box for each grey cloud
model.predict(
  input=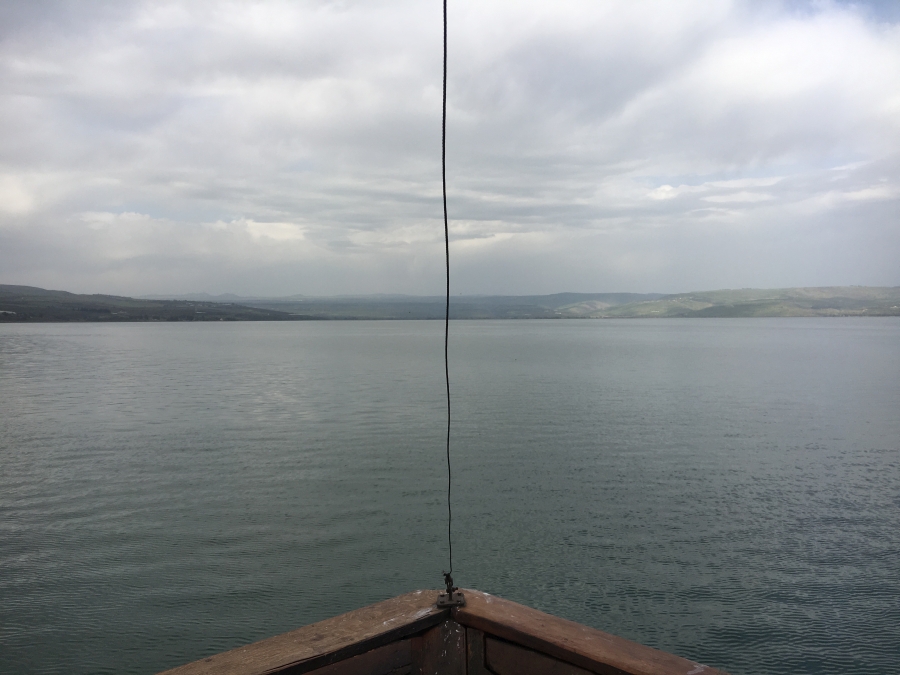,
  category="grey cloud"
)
[0,0,898,296]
